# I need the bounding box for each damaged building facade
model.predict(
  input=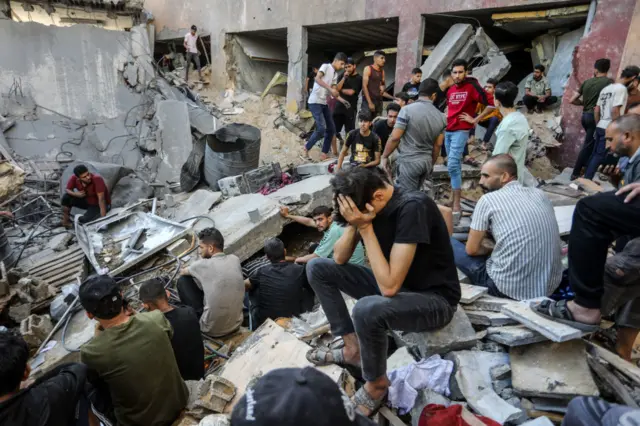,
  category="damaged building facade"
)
[148,0,640,165]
